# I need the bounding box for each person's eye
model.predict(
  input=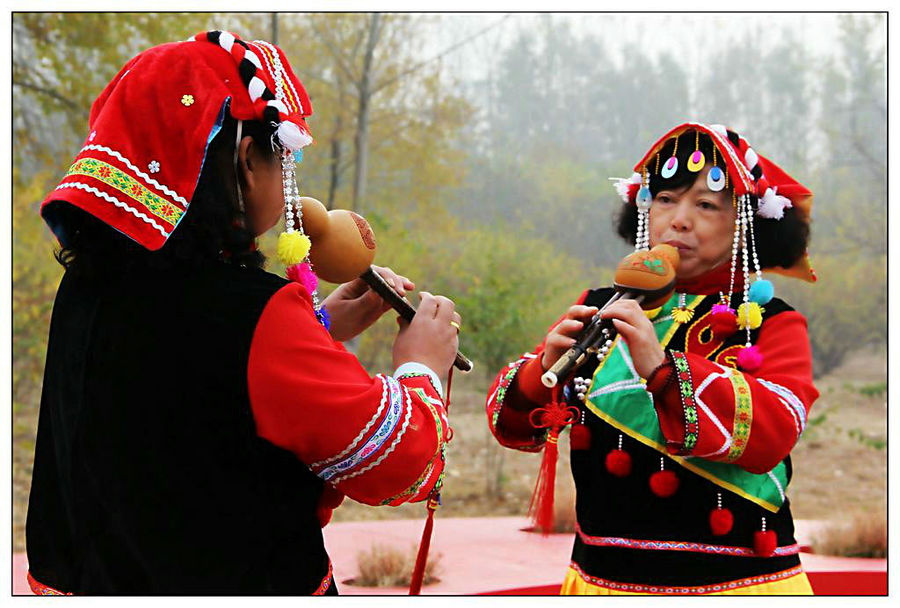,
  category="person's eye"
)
[656,195,673,204]
[699,200,718,210]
